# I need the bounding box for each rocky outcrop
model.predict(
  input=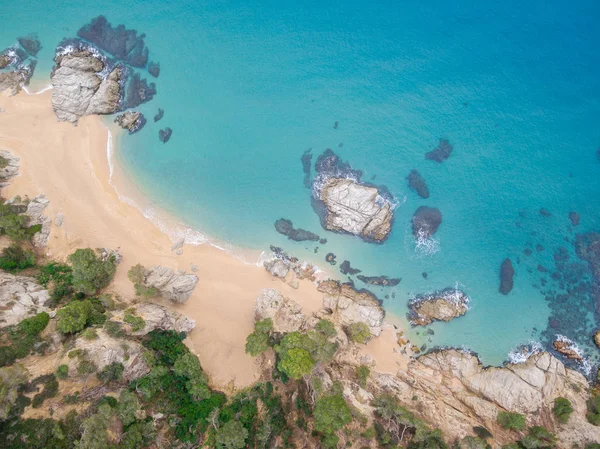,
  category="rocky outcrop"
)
[254,289,308,333]
[407,169,429,199]
[274,218,320,242]
[498,258,515,295]
[0,150,19,187]
[318,280,384,336]
[552,336,583,361]
[17,35,42,57]
[114,111,146,134]
[114,303,195,335]
[0,272,51,328]
[62,329,149,381]
[159,127,172,143]
[140,266,198,303]
[318,178,393,242]
[264,259,289,278]
[370,350,598,446]
[411,206,442,239]
[24,195,51,247]
[51,49,121,122]
[0,64,34,95]
[425,138,453,163]
[356,275,401,287]
[153,108,164,122]
[407,288,469,326]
